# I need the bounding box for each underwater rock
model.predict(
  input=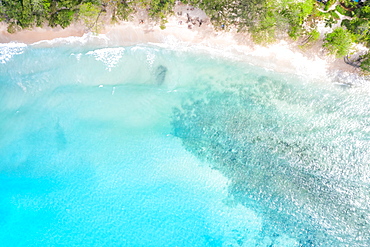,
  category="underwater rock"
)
[155,65,168,85]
